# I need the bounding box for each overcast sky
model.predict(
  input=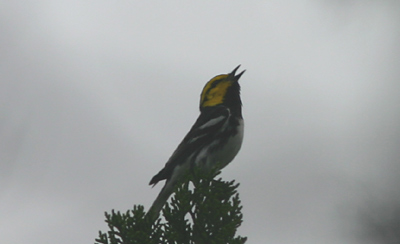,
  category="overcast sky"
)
[1,1,400,244]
